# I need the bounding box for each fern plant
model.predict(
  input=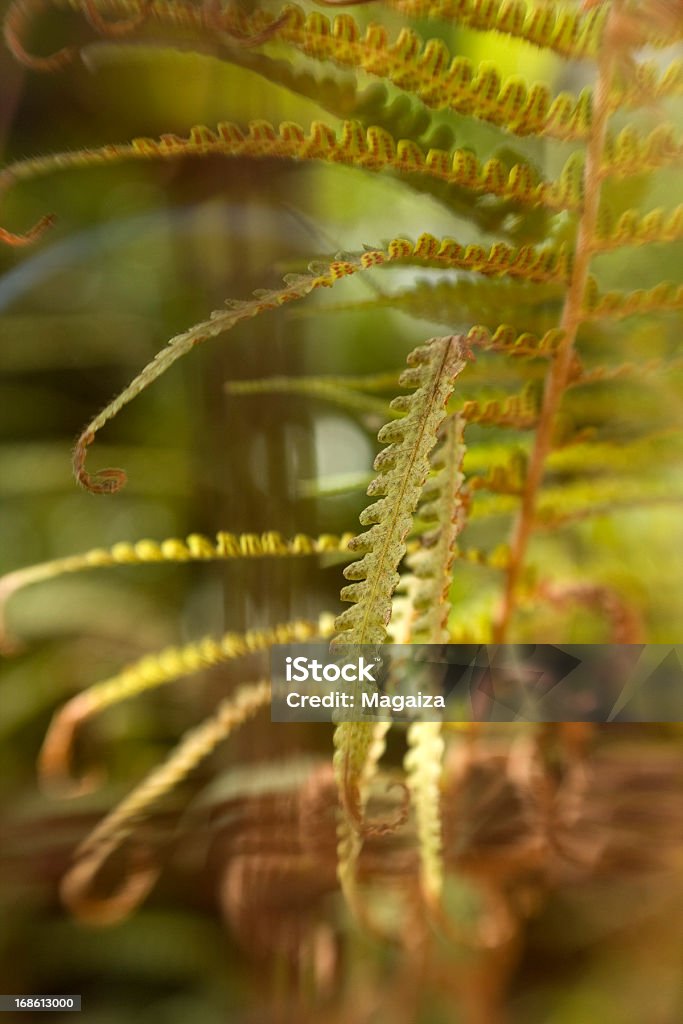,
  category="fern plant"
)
[0,0,681,953]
